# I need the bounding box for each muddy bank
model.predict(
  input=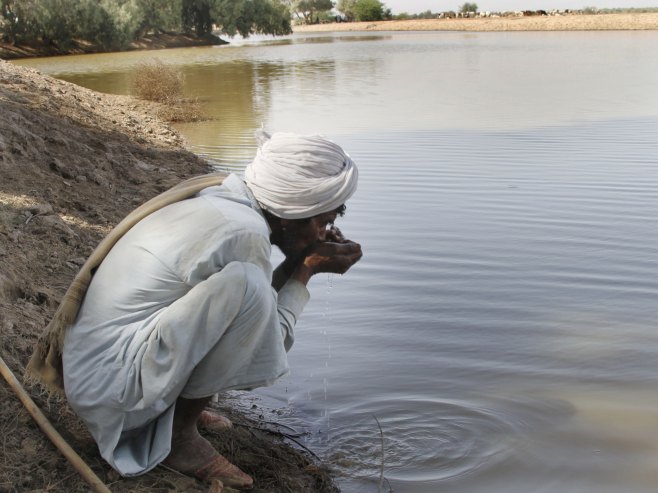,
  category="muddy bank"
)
[293,12,658,32]
[0,60,337,492]
[0,32,225,60]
